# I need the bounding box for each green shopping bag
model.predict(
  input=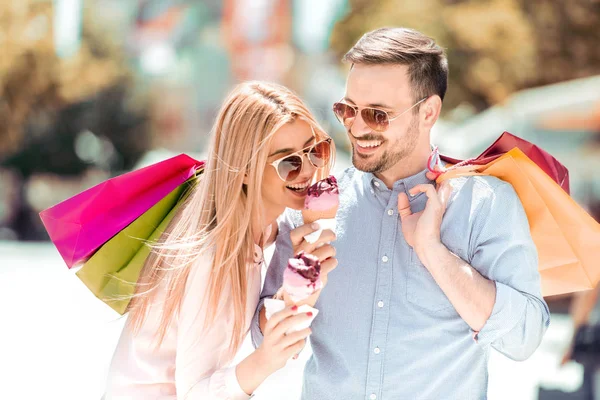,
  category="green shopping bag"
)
[76,175,197,314]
